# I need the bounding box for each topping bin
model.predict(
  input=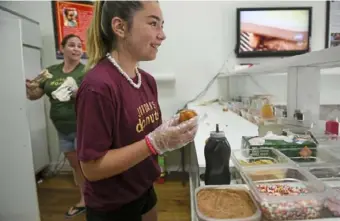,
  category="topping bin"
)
[231,148,297,171]
[305,164,340,217]
[194,184,261,221]
[240,166,331,221]
[279,146,340,167]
